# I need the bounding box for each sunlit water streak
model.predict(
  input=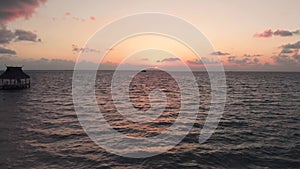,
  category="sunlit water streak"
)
[0,71,299,168]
